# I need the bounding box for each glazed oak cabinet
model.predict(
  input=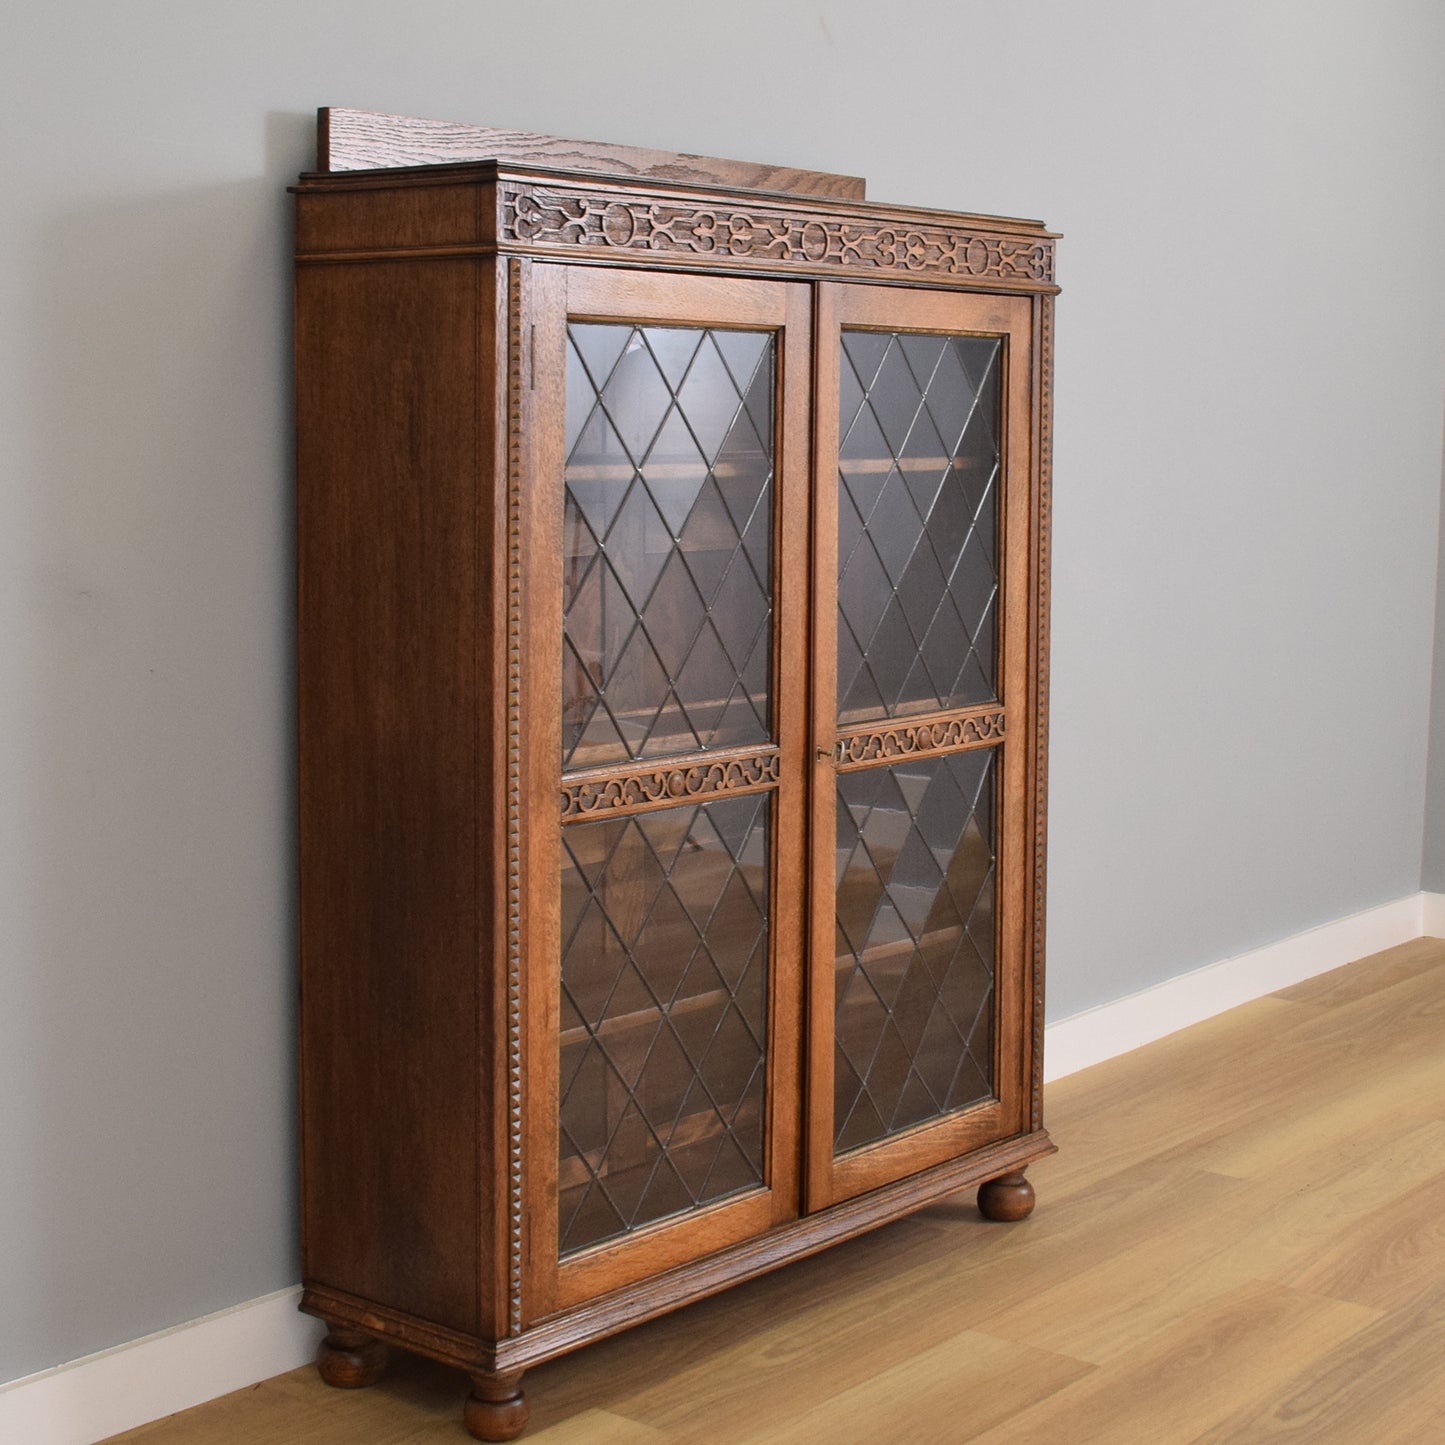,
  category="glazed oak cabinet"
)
[295,108,1058,1440]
